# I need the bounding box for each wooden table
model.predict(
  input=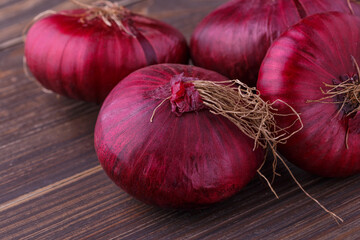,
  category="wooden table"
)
[0,0,359,239]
